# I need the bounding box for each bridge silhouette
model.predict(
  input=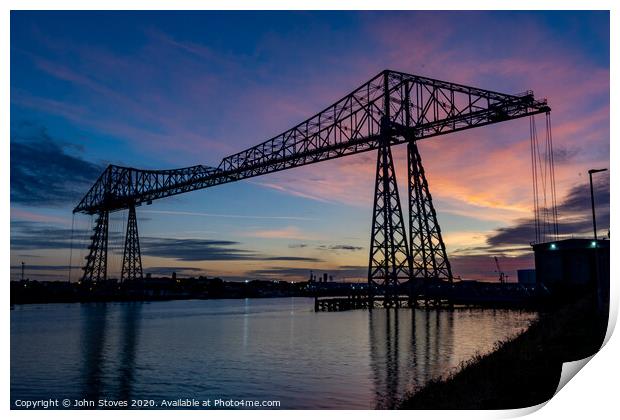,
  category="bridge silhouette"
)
[73,70,551,306]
